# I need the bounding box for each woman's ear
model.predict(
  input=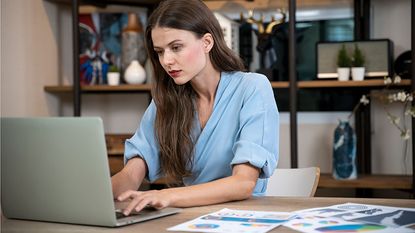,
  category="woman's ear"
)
[202,33,214,53]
